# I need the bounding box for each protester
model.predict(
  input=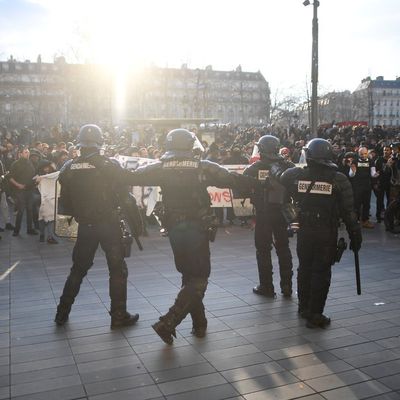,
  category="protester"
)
[36,160,58,244]
[8,146,37,236]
